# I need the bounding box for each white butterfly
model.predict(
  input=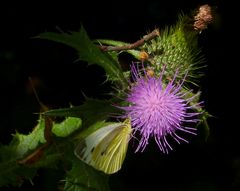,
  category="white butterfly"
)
[74,118,132,174]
